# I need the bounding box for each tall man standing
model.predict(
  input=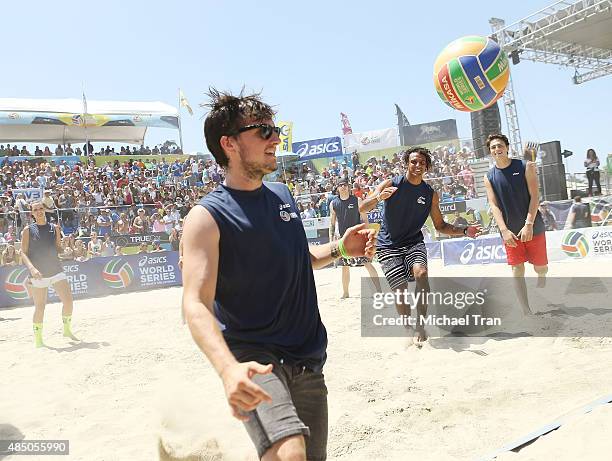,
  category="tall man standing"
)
[483,133,548,314]
[329,178,382,298]
[360,147,480,346]
[181,89,375,461]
